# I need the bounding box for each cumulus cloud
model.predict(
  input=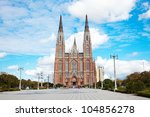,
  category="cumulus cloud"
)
[0,37,55,55]
[38,55,55,66]
[68,0,136,23]
[96,56,150,79]
[0,52,7,58]
[25,54,55,82]
[65,28,109,52]
[39,33,56,44]
[139,9,150,20]
[7,65,19,70]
